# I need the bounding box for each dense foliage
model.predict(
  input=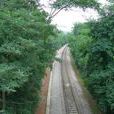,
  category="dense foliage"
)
[0,0,58,113]
[1,0,114,114]
[53,0,99,9]
[68,4,114,114]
